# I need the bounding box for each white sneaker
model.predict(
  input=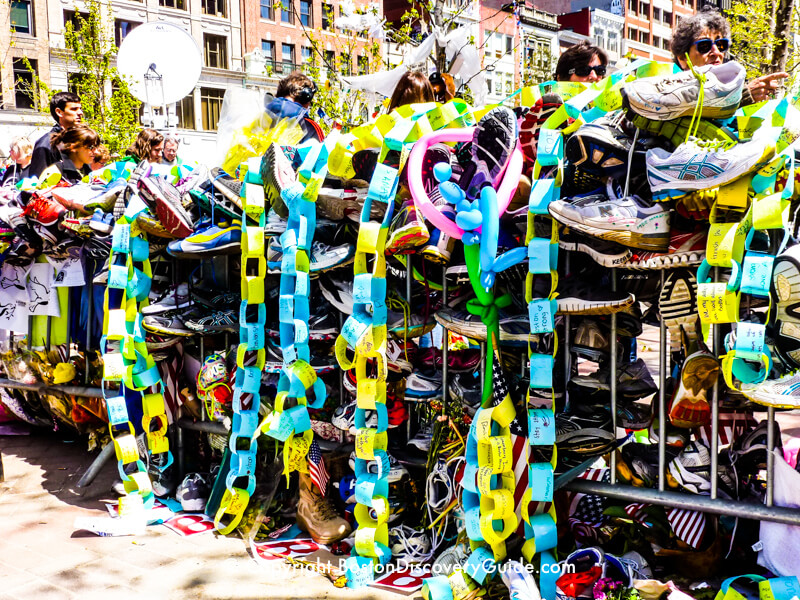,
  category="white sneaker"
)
[389,525,433,567]
[501,560,542,600]
[646,135,775,194]
[741,372,800,408]
[625,61,746,121]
